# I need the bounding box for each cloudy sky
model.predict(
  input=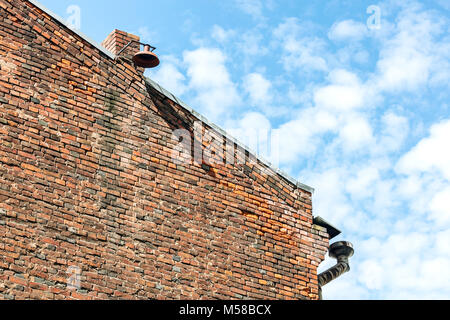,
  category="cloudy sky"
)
[39,0,450,299]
